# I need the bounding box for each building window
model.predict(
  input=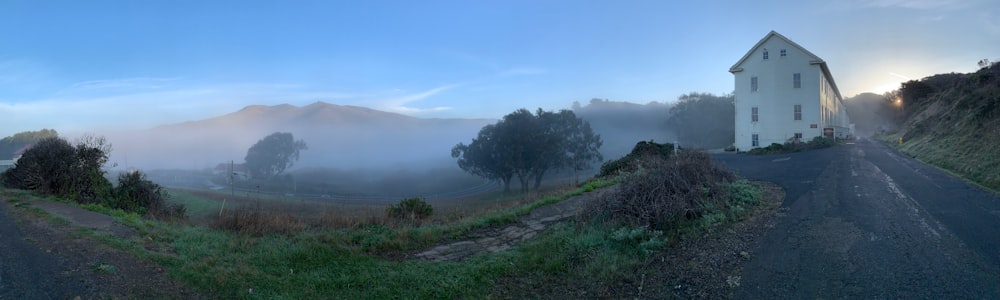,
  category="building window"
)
[794,104,802,120]
[751,76,758,92]
[794,132,803,141]
[763,51,769,60]
[793,73,801,88]
[780,49,787,57]
[752,106,759,122]
[752,134,759,147]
